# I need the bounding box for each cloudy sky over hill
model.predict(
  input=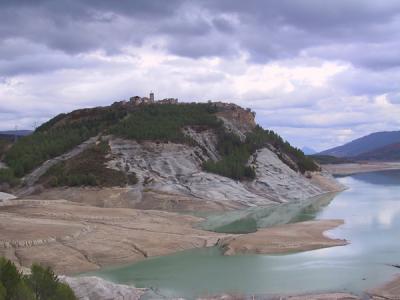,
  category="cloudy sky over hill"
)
[1,0,400,150]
